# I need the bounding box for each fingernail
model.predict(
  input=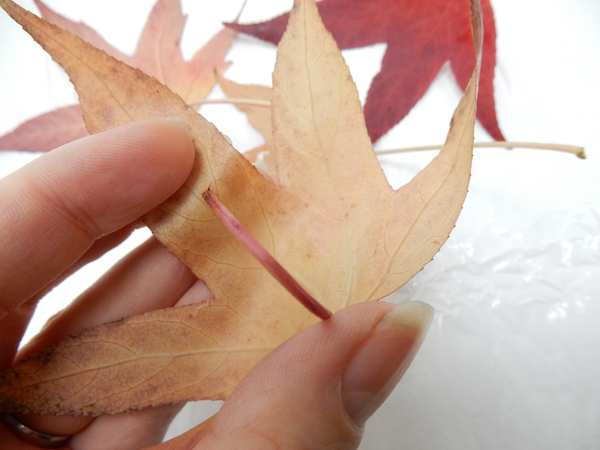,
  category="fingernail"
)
[341,301,434,427]
[164,116,194,139]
